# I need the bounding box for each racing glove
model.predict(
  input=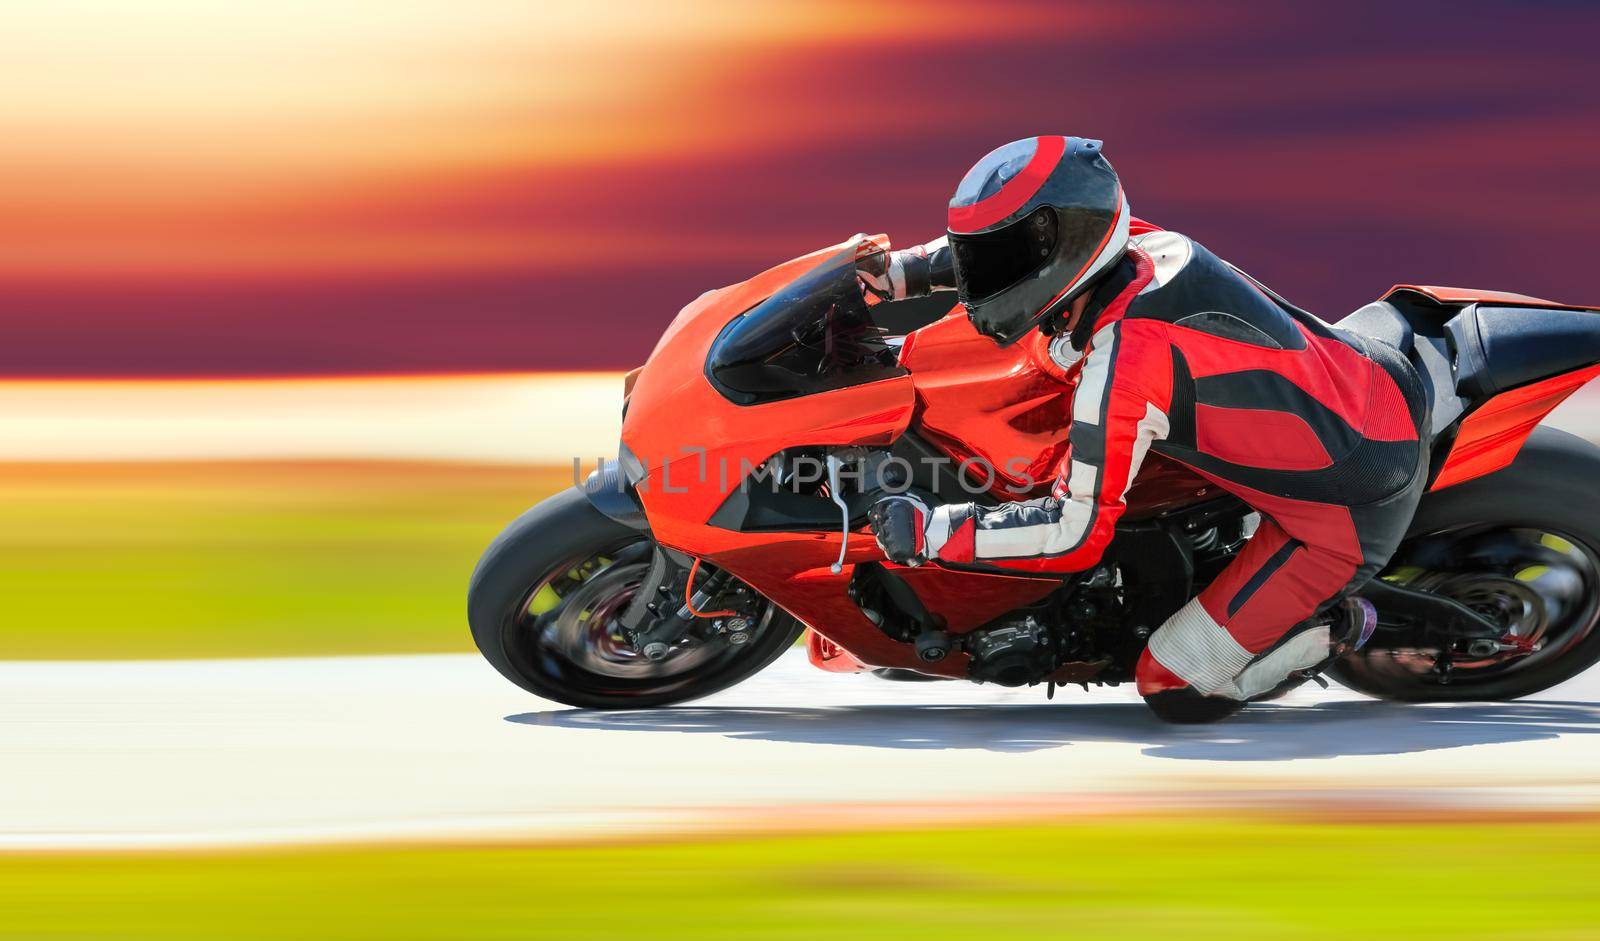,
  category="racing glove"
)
[868,494,935,566]
[857,238,957,302]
